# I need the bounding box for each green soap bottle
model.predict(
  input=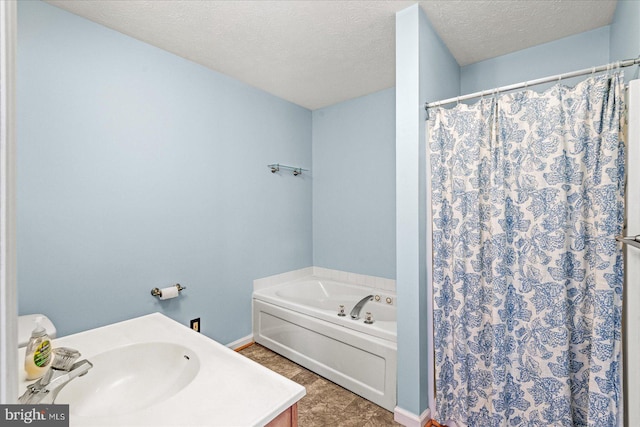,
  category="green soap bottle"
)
[24,316,52,380]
